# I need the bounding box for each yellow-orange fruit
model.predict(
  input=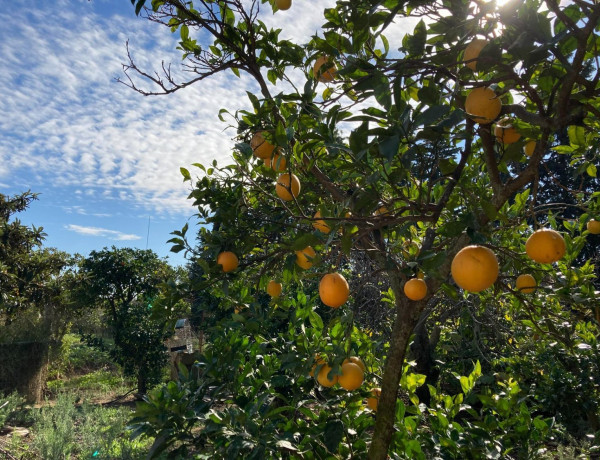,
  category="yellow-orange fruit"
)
[316,364,338,387]
[525,229,566,264]
[313,210,331,234]
[313,56,337,83]
[343,356,366,373]
[319,272,350,308]
[275,0,291,10]
[451,245,499,292]
[251,131,276,159]
[295,246,316,270]
[464,39,489,71]
[374,205,390,216]
[338,362,364,391]
[217,251,239,272]
[404,278,428,301]
[267,280,282,298]
[587,219,600,234]
[367,388,381,411]
[465,87,502,124]
[264,150,287,172]
[275,173,301,201]
[494,118,521,144]
[524,140,536,157]
[516,274,536,294]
